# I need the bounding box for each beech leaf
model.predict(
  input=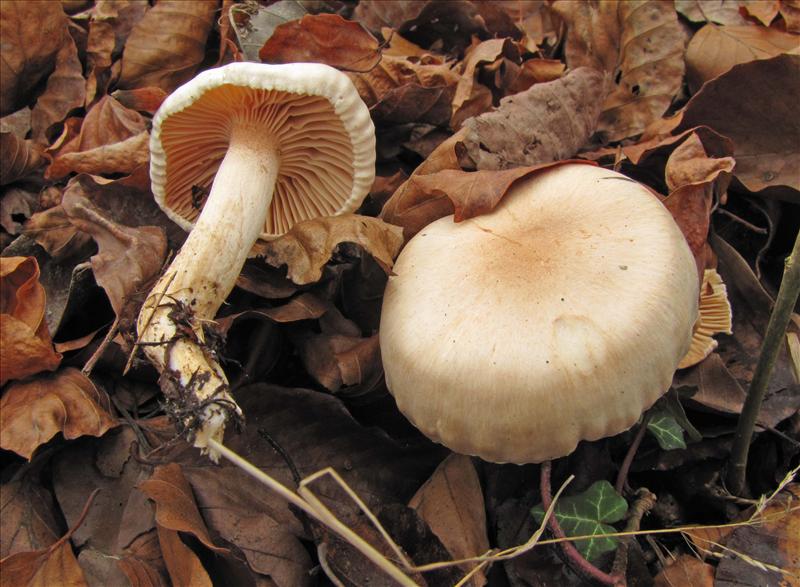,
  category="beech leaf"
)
[0,474,62,559]
[259,13,381,72]
[0,368,118,459]
[0,132,44,185]
[118,0,218,93]
[0,535,88,587]
[254,214,404,285]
